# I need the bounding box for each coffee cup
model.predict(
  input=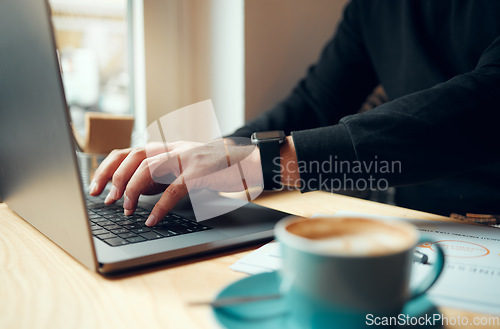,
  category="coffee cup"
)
[274,215,445,328]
